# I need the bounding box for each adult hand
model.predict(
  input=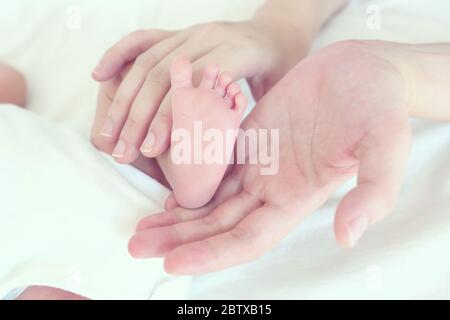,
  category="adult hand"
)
[128,41,412,274]
[91,68,168,185]
[90,18,309,164]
